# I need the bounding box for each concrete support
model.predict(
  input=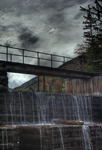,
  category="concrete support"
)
[0,63,8,92]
